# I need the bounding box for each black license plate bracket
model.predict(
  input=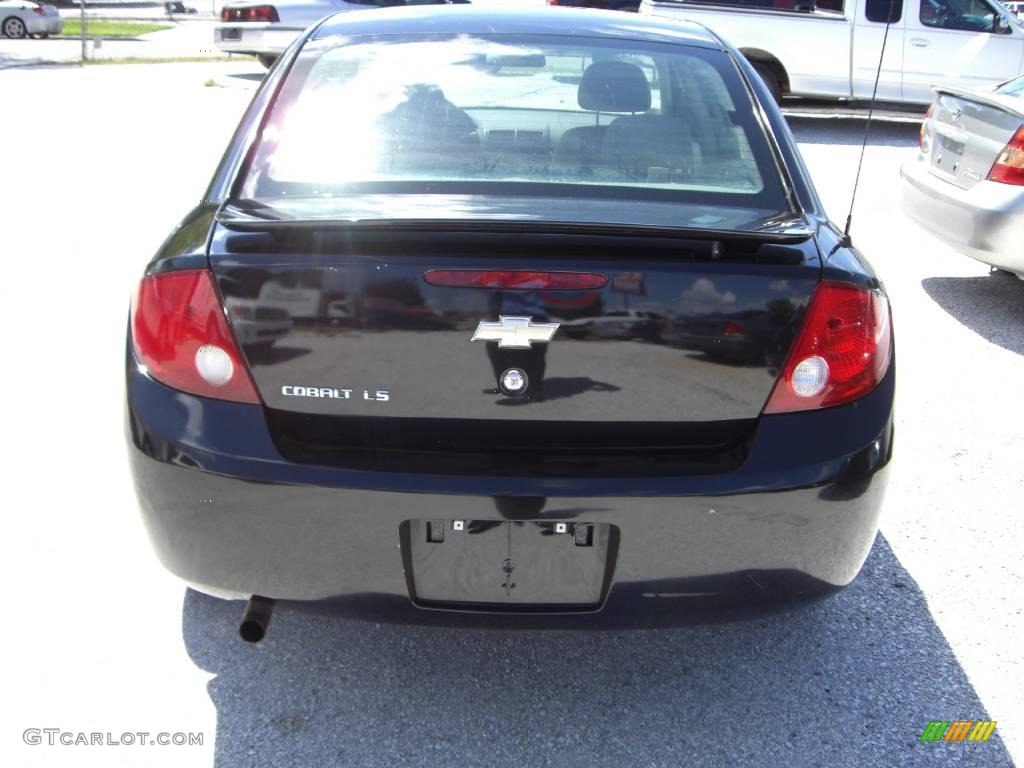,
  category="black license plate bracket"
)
[401,520,618,610]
